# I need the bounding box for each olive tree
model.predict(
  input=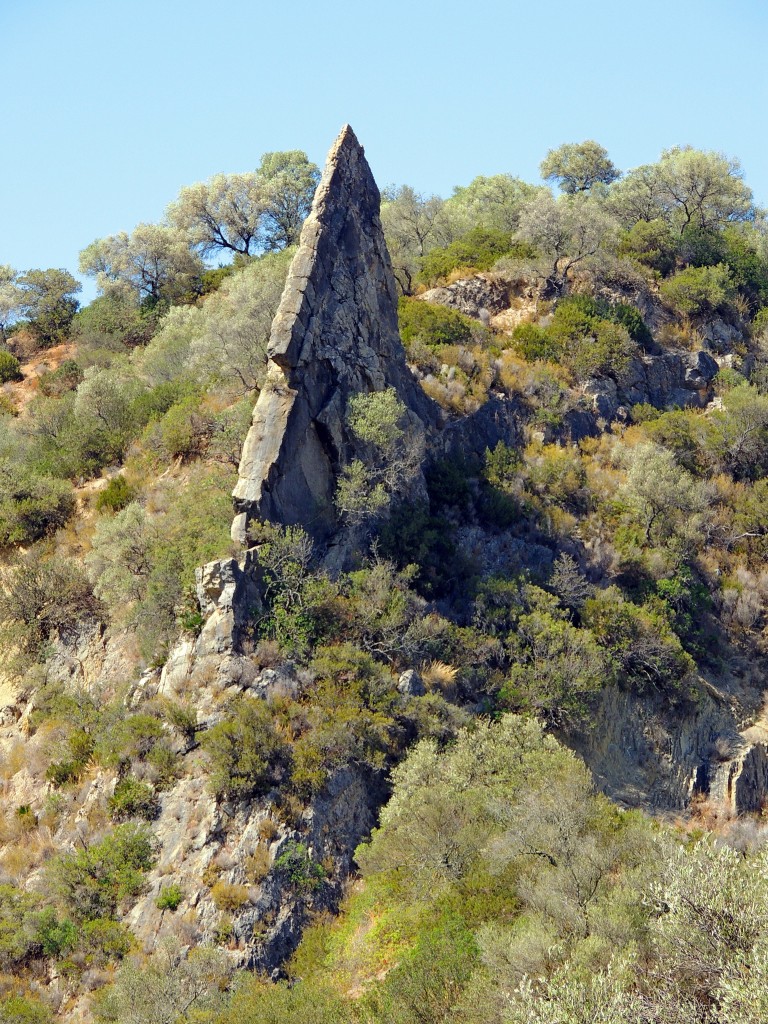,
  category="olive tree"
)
[609,147,754,236]
[446,174,544,233]
[79,224,203,306]
[17,268,81,346]
[540,140,621,194]
[0,266,23,341]
[167,172,265,256]
[381,185,454,294]
[515,192,620,295]
[167,151,319,259]
[256,150,320,250]
[93,938,231,1024]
